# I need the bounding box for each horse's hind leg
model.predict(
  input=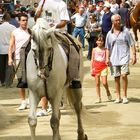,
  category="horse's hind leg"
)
[70,87,88,140]
[28,89,40,140]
